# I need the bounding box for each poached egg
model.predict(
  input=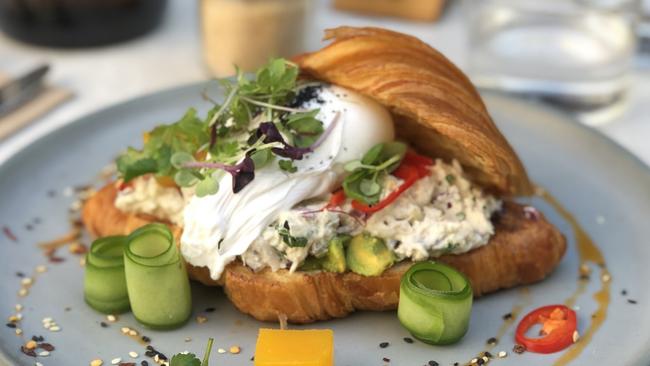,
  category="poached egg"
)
[180,84,395,279]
